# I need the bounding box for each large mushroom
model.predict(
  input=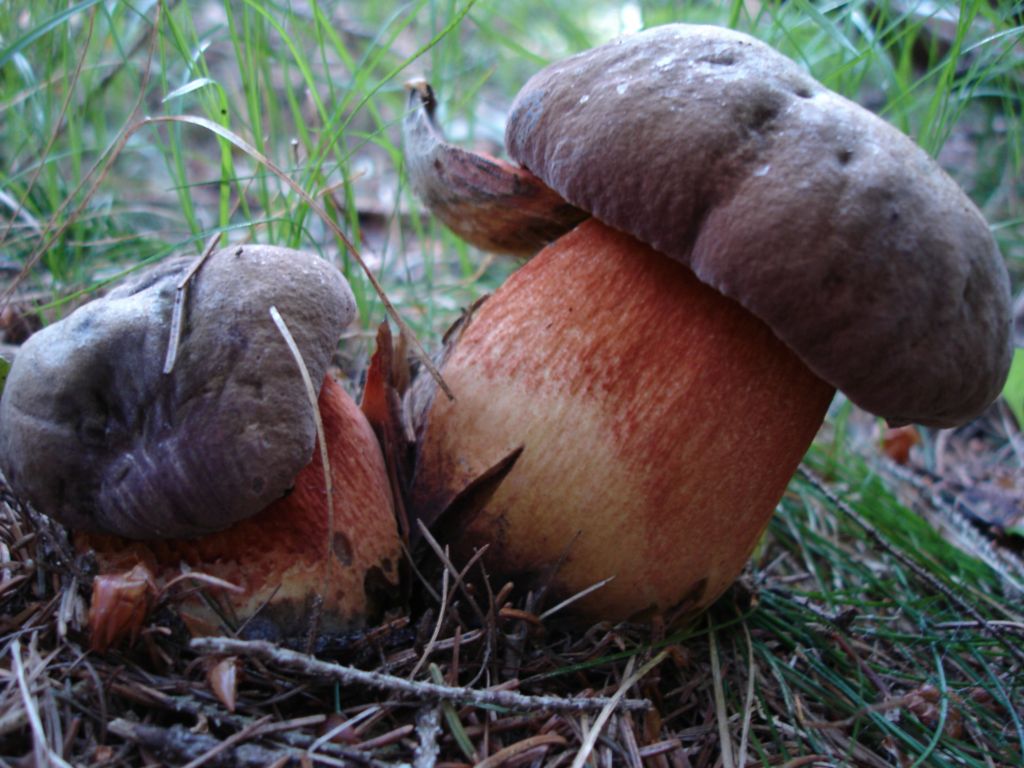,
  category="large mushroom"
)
[403,24,1013,621]
[0,246,401,640]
